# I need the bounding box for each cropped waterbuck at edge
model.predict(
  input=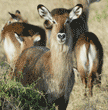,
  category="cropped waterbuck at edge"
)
[43,0,101,48]
[12,4,83,110]
[74,32,103,96]
[1,31,42,69]
[1,17,46,69]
